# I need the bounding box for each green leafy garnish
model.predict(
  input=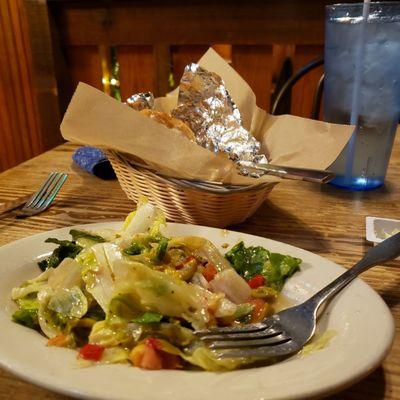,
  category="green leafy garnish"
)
[38,238,83,271]
[17,293,40,310]
[225,242,268,280]
[264,253,302,291]
[154,237,168,262]
[123,242,145,256]
[225,241,301,291]
[12,309,39,329]
[131,311,163,324]
[69,229,105,243]
[233,303,254,323]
